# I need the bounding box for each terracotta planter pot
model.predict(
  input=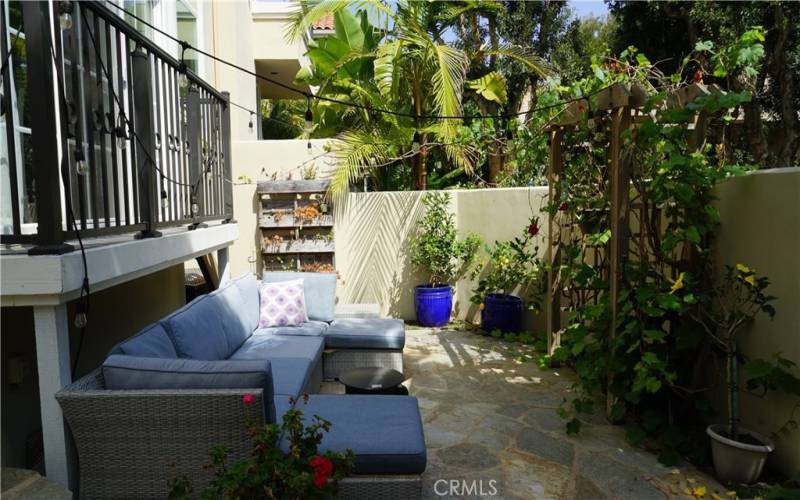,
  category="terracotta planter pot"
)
[707,424,774,485]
